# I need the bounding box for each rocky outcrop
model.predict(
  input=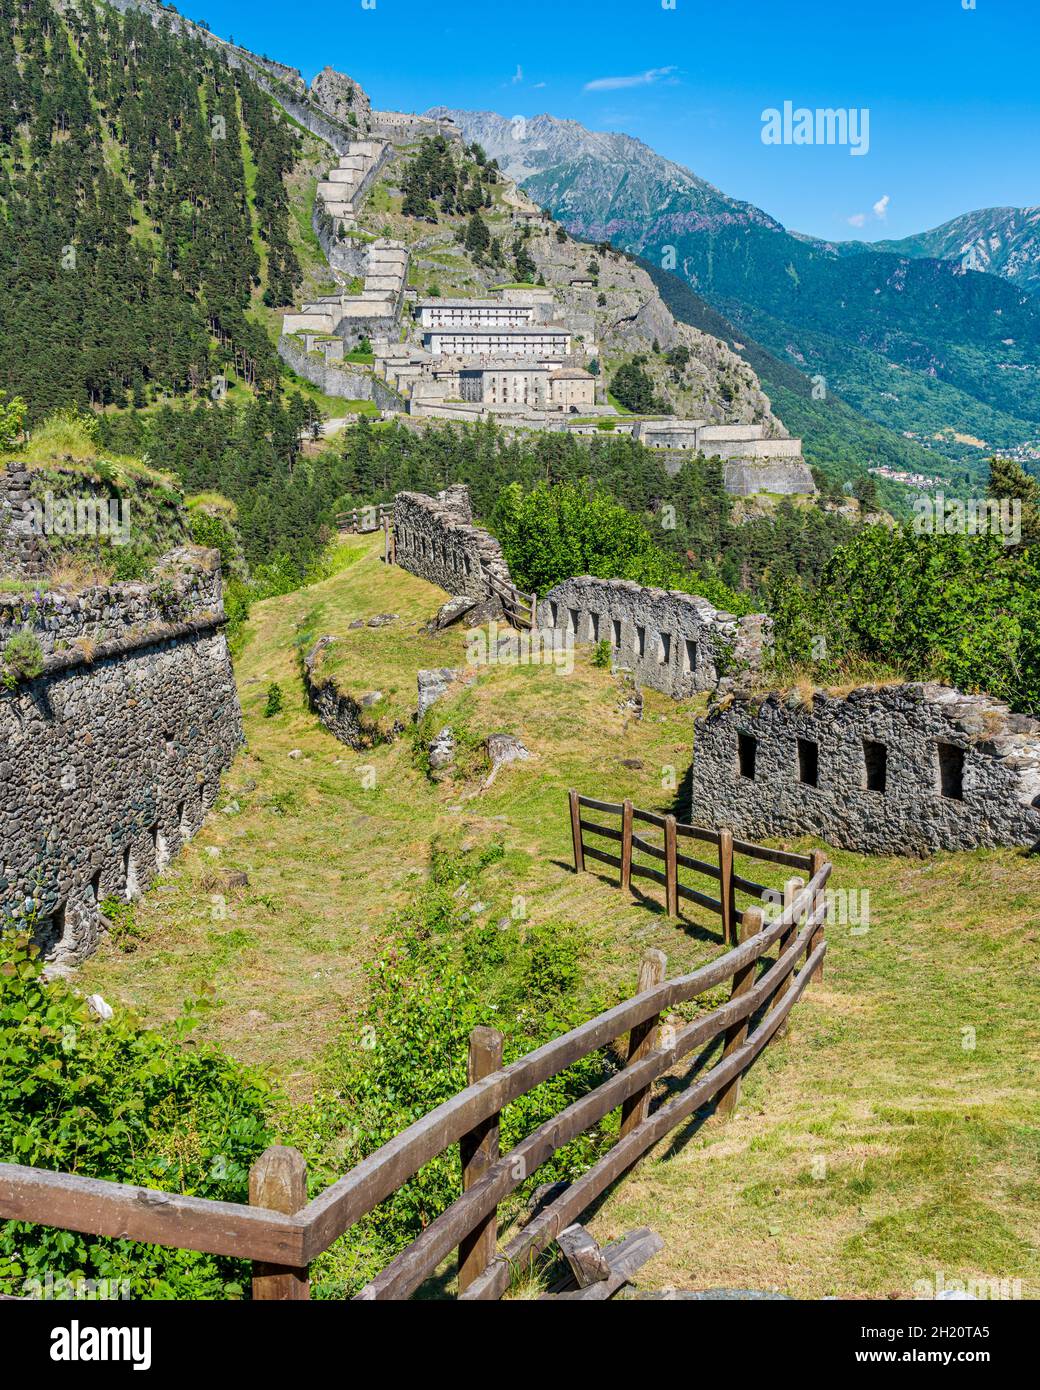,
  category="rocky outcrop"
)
[310,68,372,129]
[692,683,1040,854]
